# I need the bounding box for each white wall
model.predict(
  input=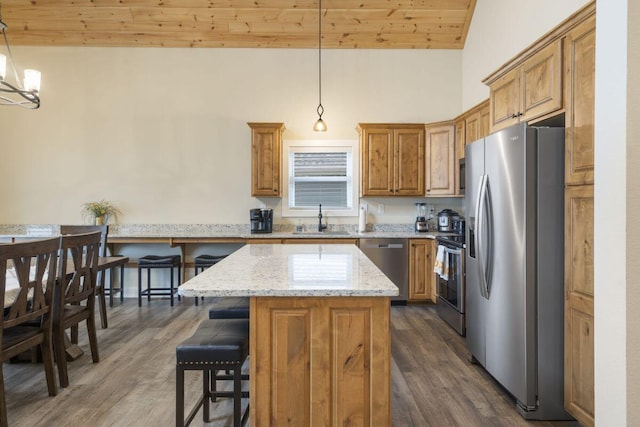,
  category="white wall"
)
[0,47,462,225]
[595,0,628,423]
[462,0,590,110]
